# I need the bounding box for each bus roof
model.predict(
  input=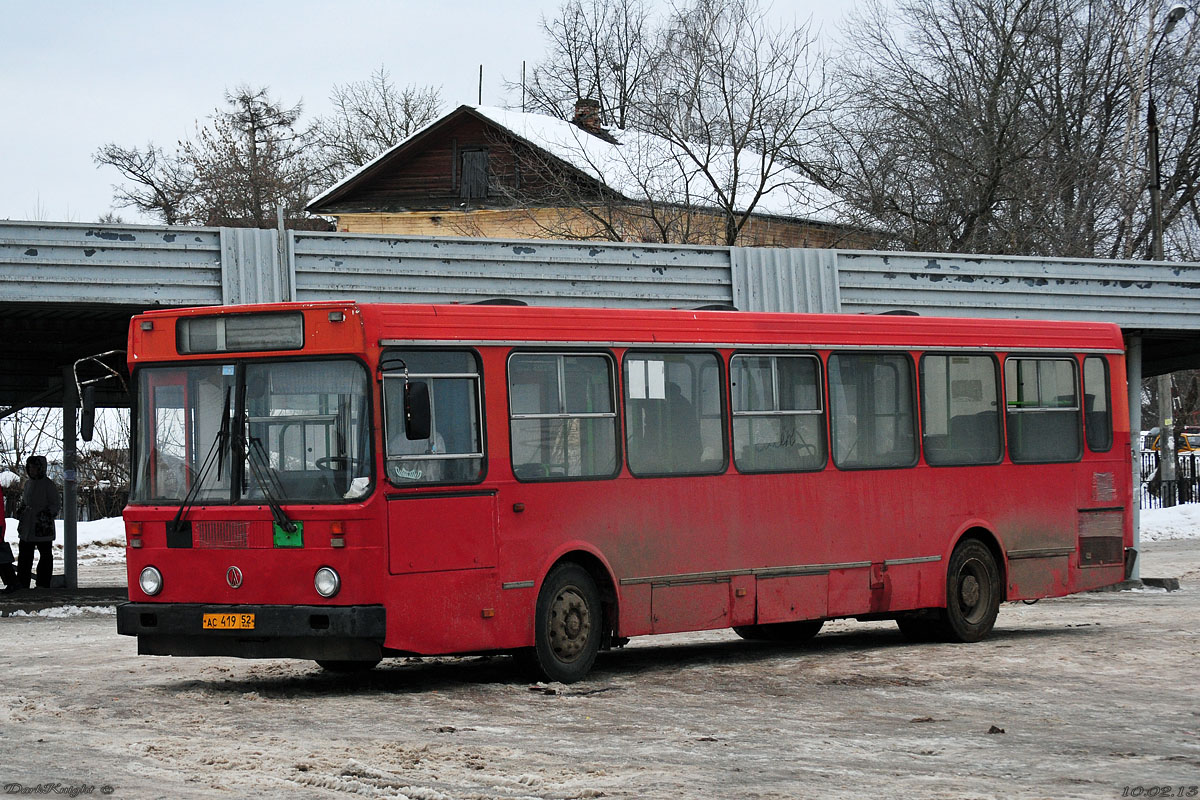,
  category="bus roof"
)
[361,303,1124,352]
[133,302,1126,354]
